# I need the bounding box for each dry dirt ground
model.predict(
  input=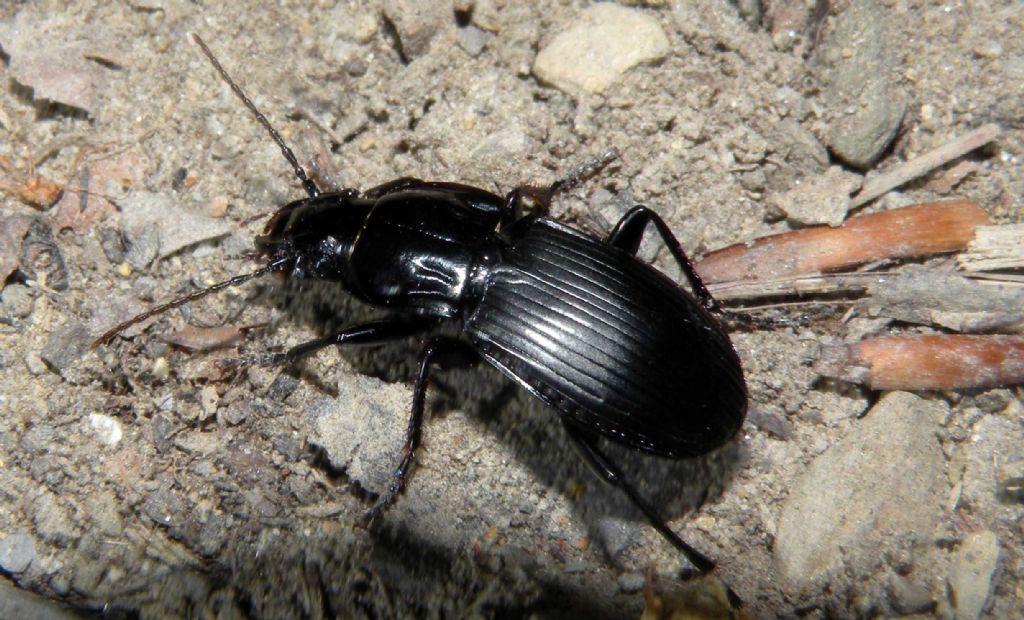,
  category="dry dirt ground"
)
[0,1,1021,618]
